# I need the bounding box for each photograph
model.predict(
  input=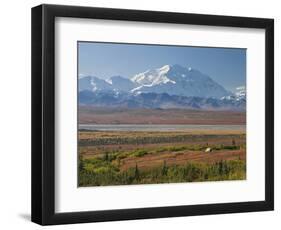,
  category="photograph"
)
[30,3,274,225]
[77,42,246,187]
